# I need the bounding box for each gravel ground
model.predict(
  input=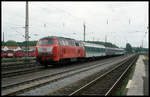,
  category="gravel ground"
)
[18,55,133,95]
[2,55,126,88]
[77,57,135,96]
